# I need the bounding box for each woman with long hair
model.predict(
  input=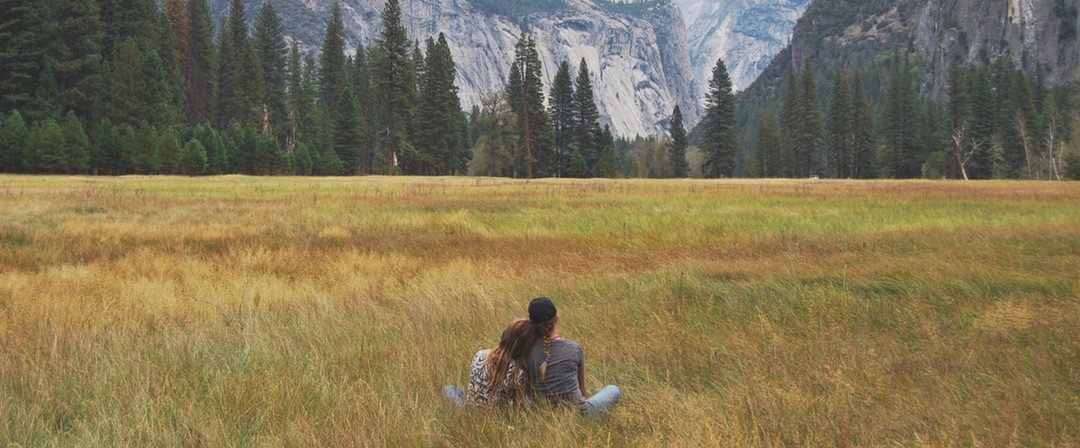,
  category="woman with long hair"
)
[444,319,537,410]
[525,297,620,416]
